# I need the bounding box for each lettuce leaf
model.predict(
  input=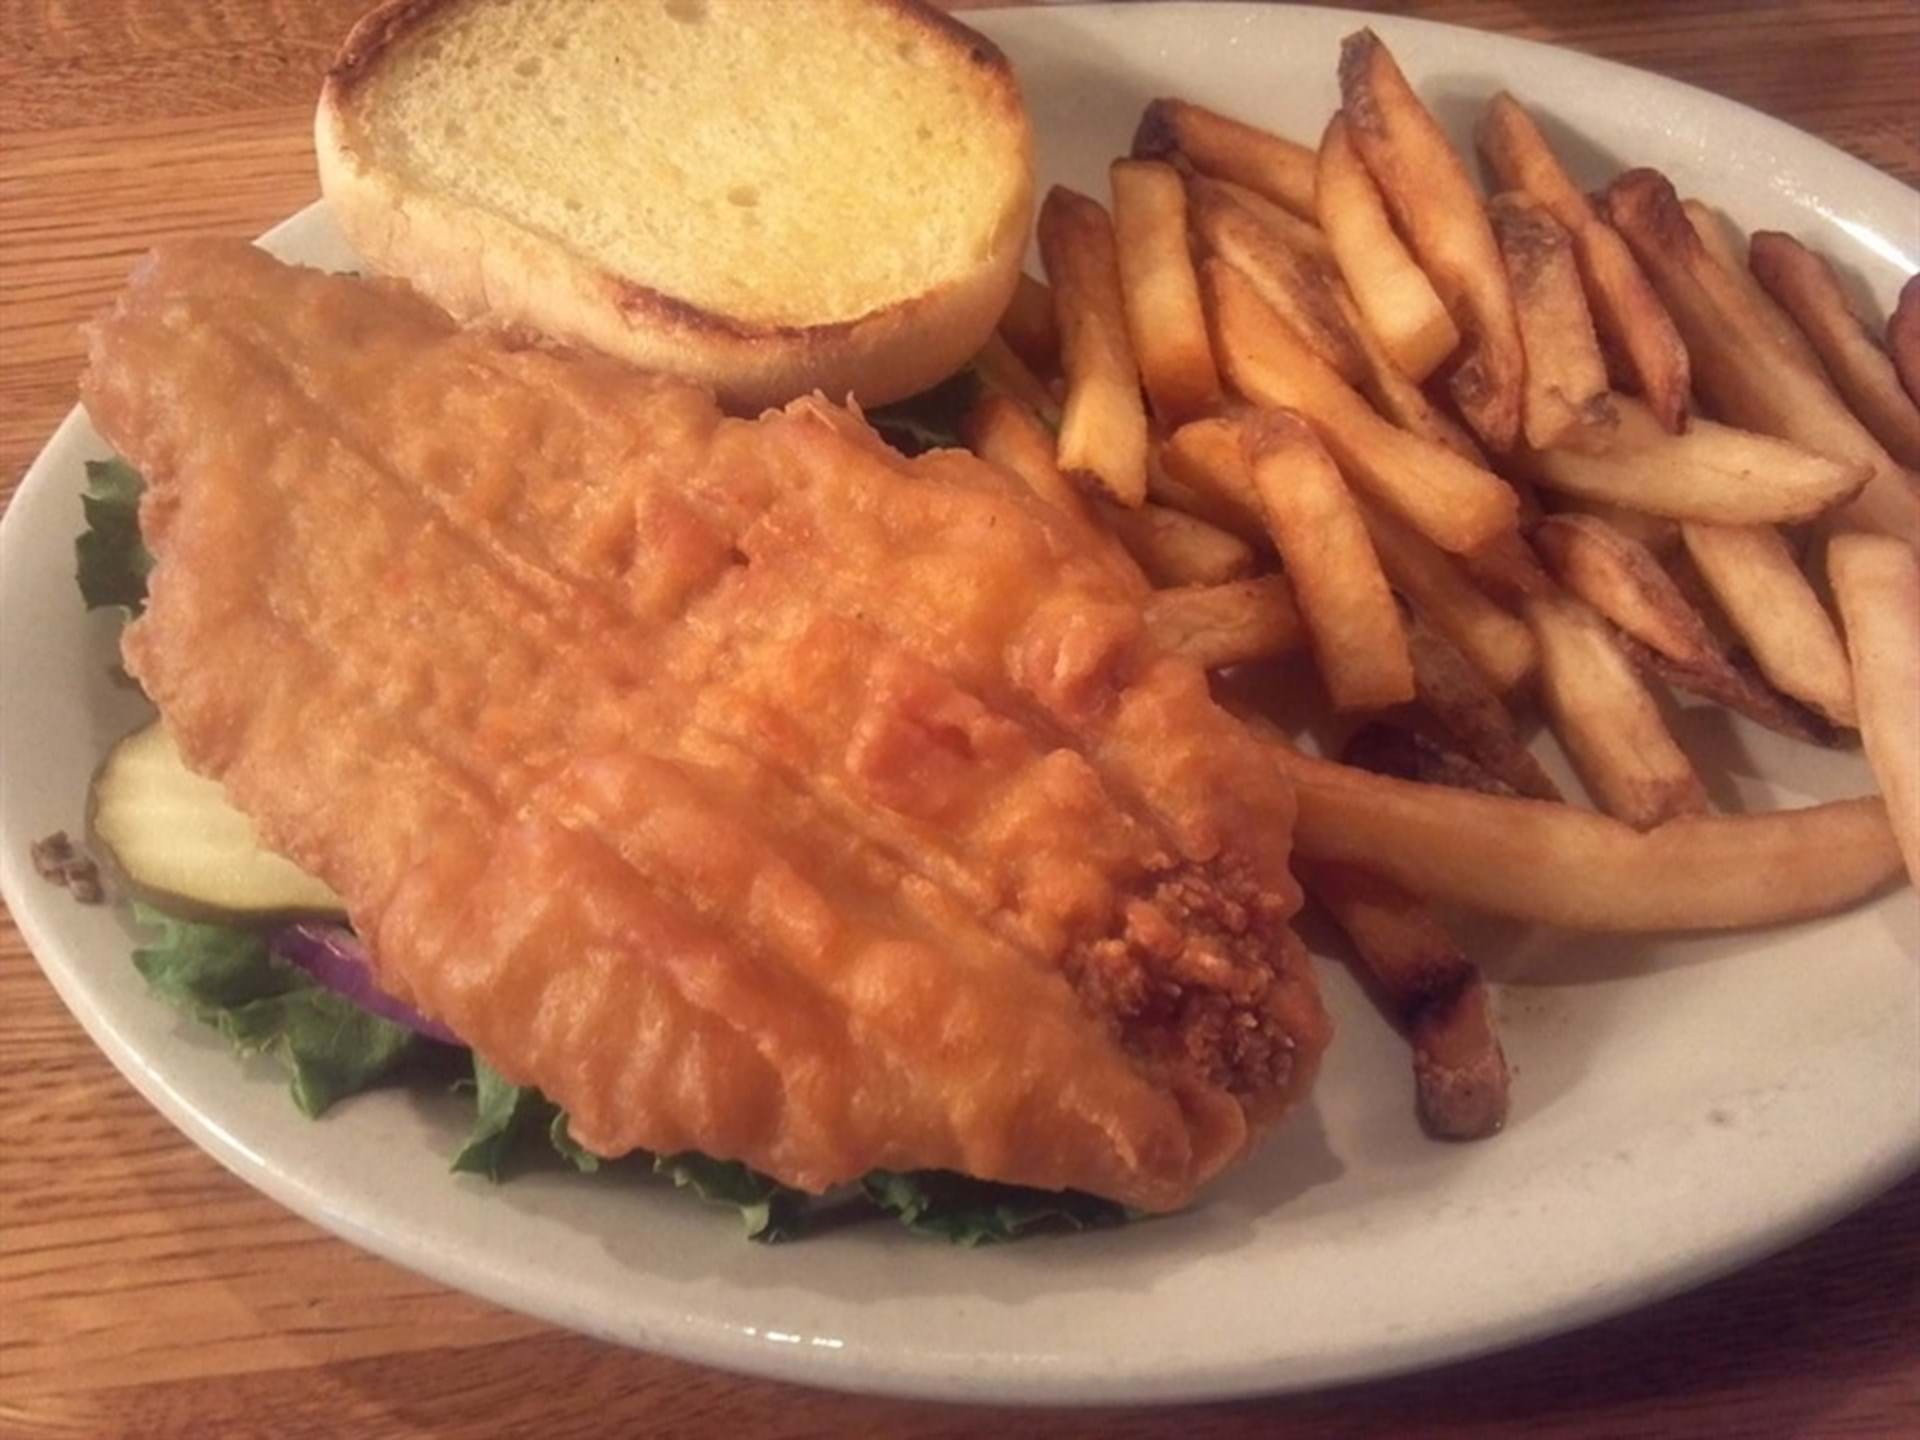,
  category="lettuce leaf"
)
[862,1170,1132,1246]
[132,905,420,1117]
[76,458,152,613]
[654,1153,807,1242]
